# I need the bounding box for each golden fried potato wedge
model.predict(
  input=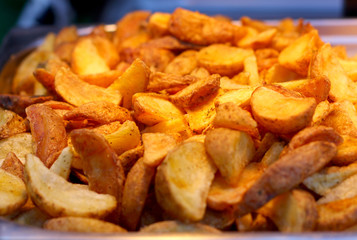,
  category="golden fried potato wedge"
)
[71,129,125,219]
[251,86,316,134]
[264,64,300,84]
[169,8,244,45]
[155,141,216,221]
[243,53,262,86]
[200,208,235,230]
[55,67,121,107]
[0,108,26,139]
[236,213,275,232]
[260,141,285,167]
[1,152,24,181]
[26,104,67,168]
[215,87,255,108]
[142,133,181,167]
[316,195,357,231]
[63,101,132,125]
[241,16,272,32]
[142,118,192,139]
[332,135,357,165]
[91,35,119,69]
[310,100,330,126]
[321,101,357,138]
[25,154,116,218]
[258,189,318,232]
[0,133,33,165]
[79,70,122,88]
[278,30,322,76]
[71,37,110,76]
[197,44,251,76]
[207,163,263,211]
[213,102,260,139]
[238,28,277,49]
[310,43,357,102]
[49,147,73,179]
[205,128,256,185]
[104,120,141,156]
[132,93,184,126]
[147,72,197,93]
[339,58,357,81]
[118,146,144,175]
[170,74,220,109]
[147,12,171,37]
[251,133,279,162]
[44,216,127,233]
[0,168,28,216]
[140,220,221,233]
[164,50,198,76]
[120,158,156,230]
[304,162,357,196]
[54,26,78,48]
[108,58,150,109]
[236,141,337,217]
